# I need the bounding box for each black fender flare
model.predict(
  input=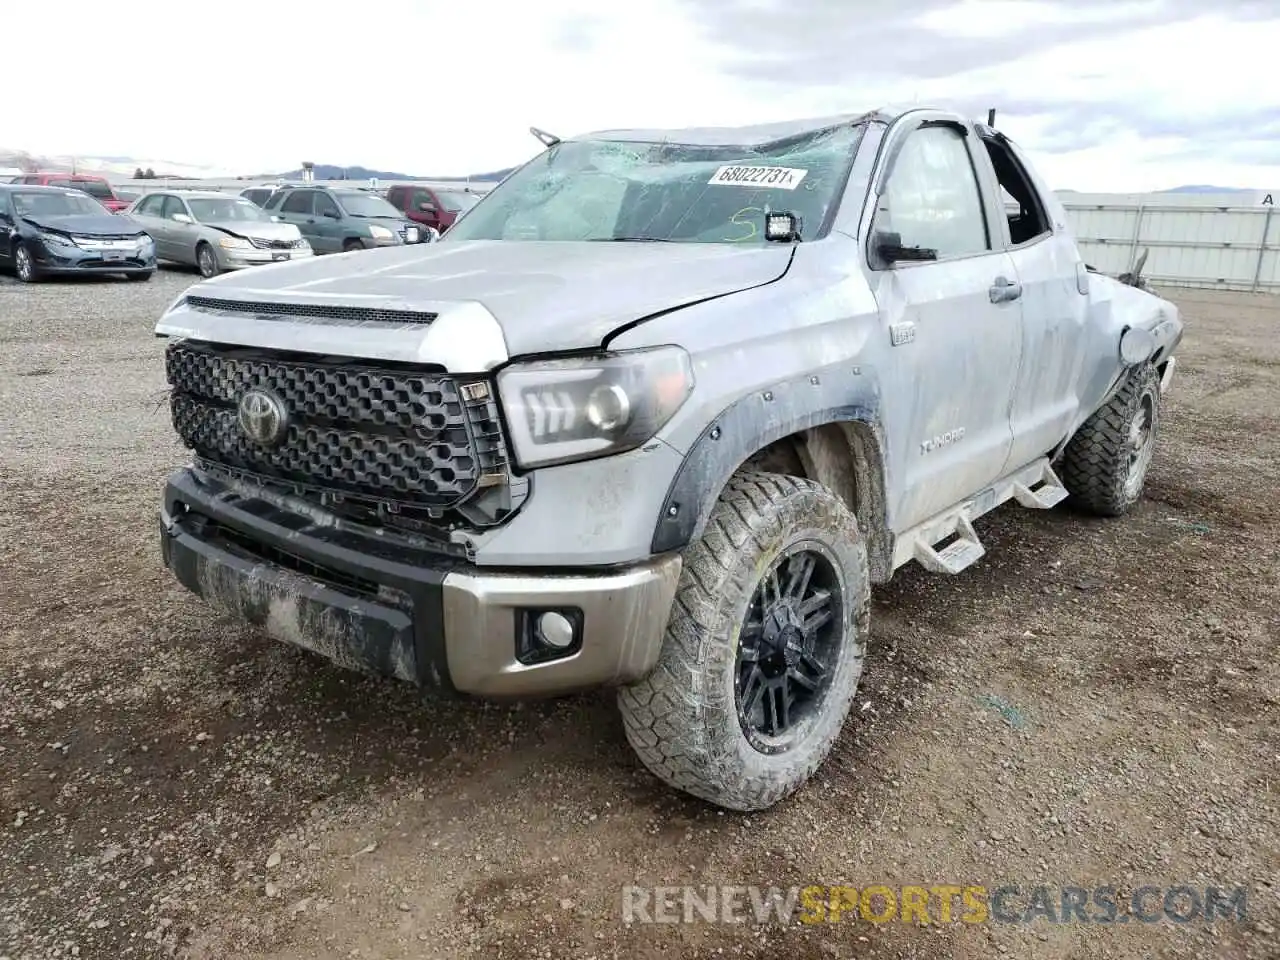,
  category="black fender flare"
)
[650,365,884,554]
